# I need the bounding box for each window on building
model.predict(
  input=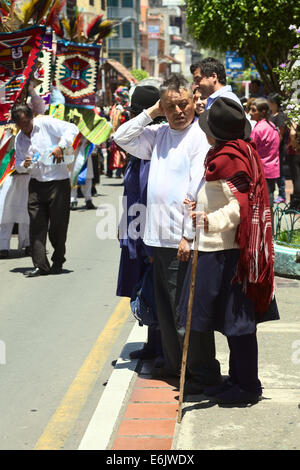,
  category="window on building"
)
[89,0,94,5]
[122,22,132,38]
[123,52,133,69]
[108,52,121,62]
[114,25,120,37]
[108,0,118,6]
[121,0,133,7]
[101,0,106,9]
